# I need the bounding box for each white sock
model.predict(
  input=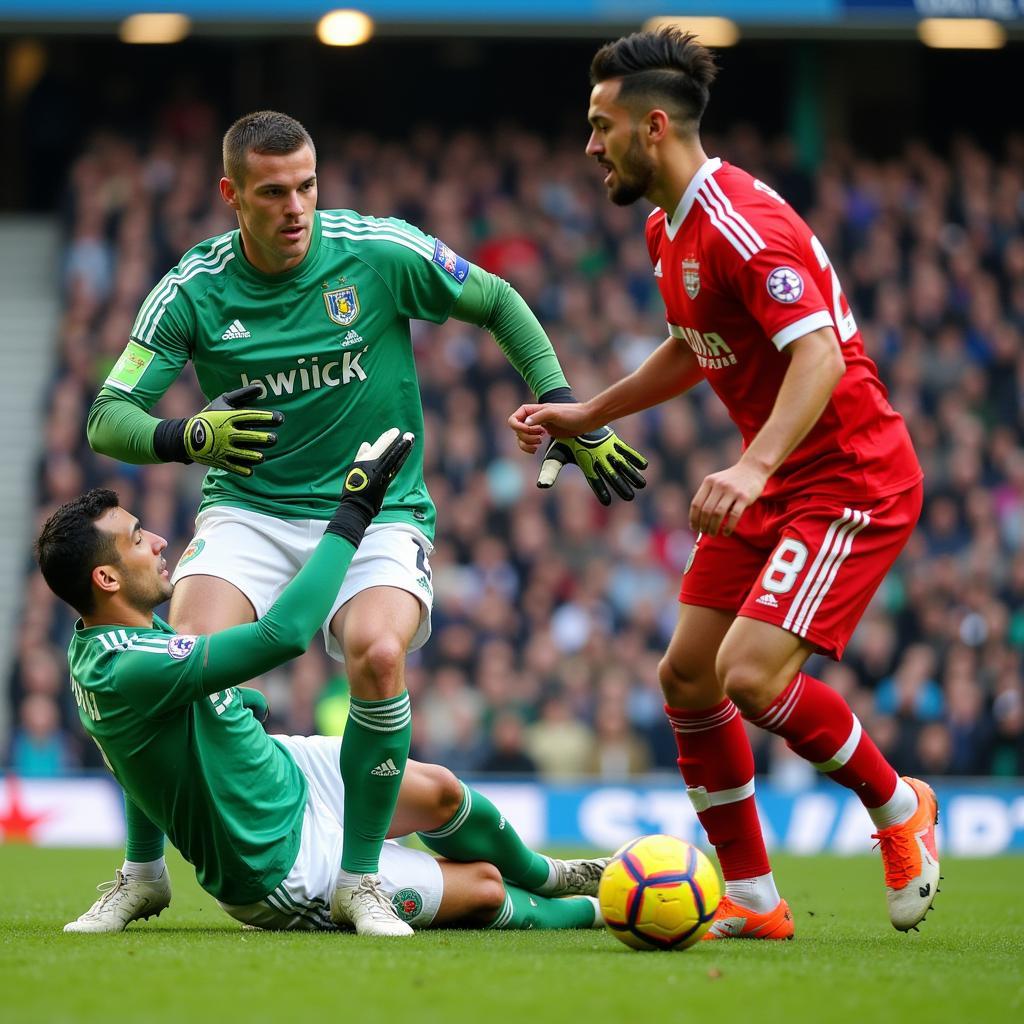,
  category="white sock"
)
[725,872,780,913]
[121,857,165,882]
[335,868,370,887]
[536,855,558,895]
[867,778,918,829]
